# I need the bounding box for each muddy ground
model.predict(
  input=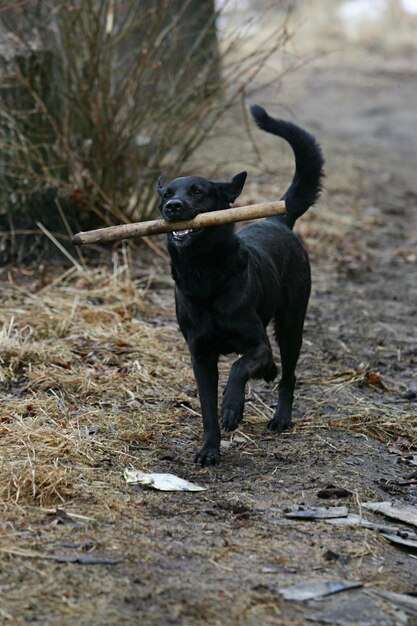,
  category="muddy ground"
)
[1,2,417,625]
